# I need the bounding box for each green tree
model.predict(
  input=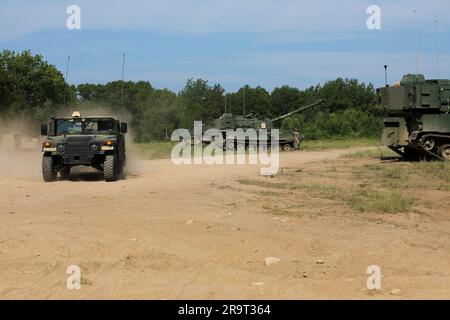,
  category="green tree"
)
[0,50,73,121]
[271,85,302,117]
[177,78,225,129]
[227,85,272,118]
[0,49,383,142]
[135,89,178,141]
